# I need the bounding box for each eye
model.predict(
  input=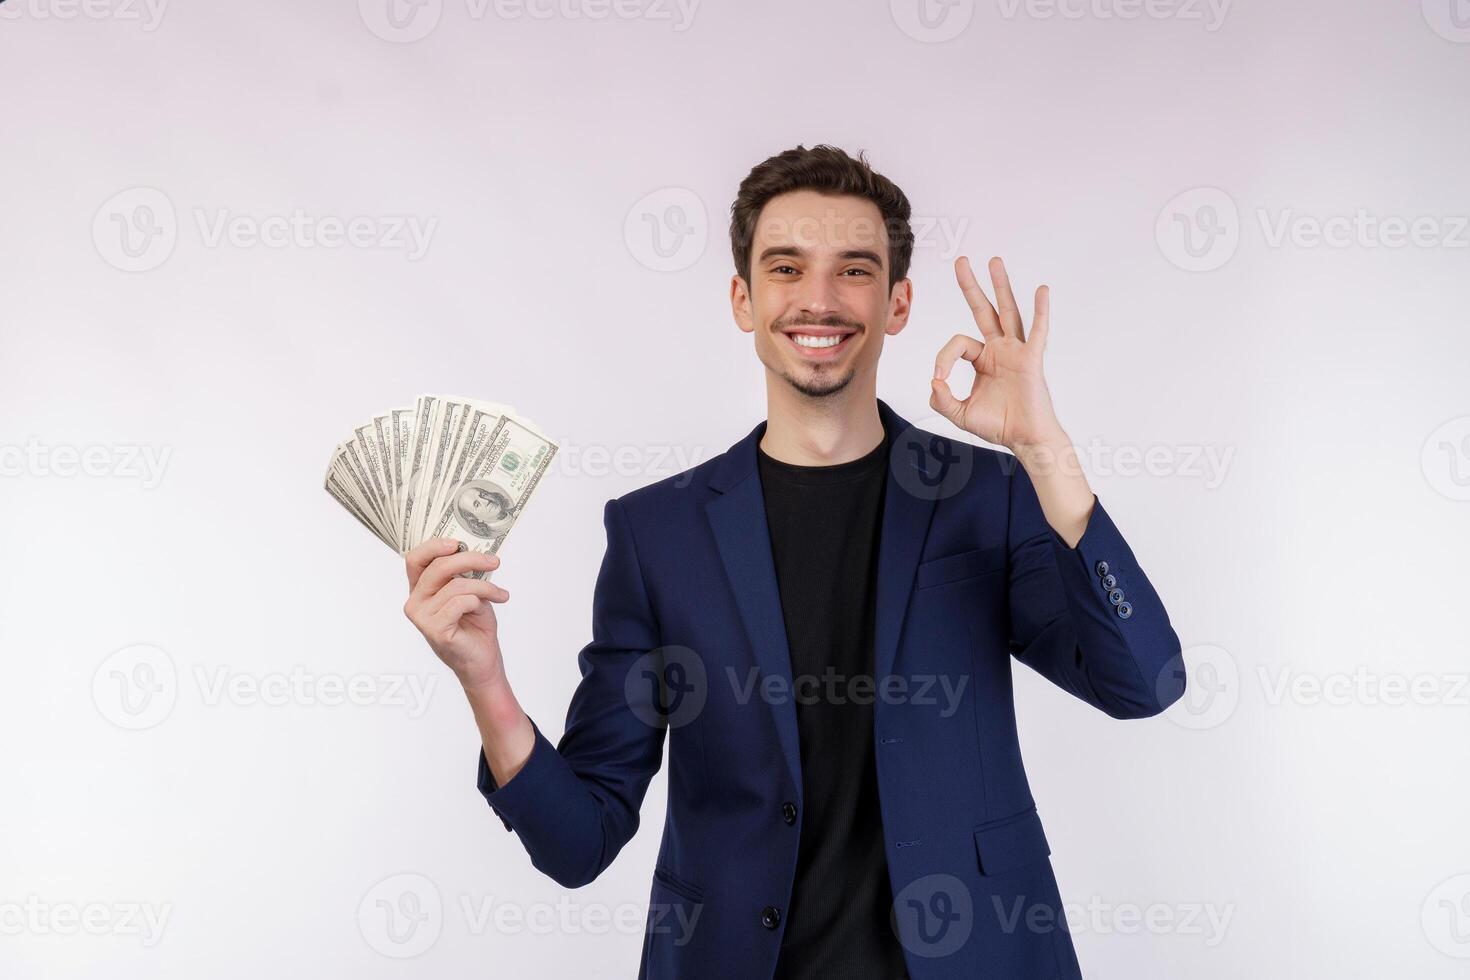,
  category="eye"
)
[771,265,799,275]
[841,267,873,276]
